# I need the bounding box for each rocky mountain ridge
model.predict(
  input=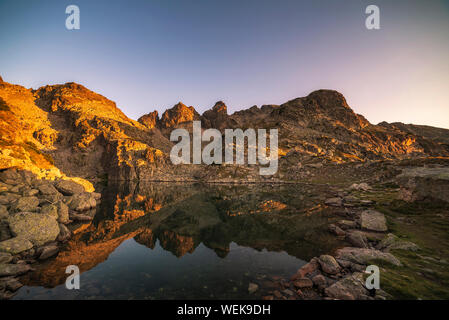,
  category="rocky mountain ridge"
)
[1,76,448,183]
